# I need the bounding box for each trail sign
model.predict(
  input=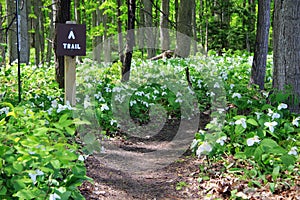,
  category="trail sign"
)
[56,23,86,56]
